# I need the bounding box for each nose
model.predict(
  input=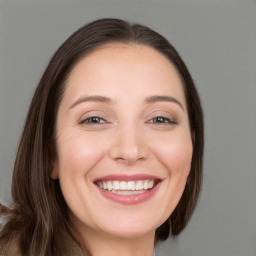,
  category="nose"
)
[109,123,149,165]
